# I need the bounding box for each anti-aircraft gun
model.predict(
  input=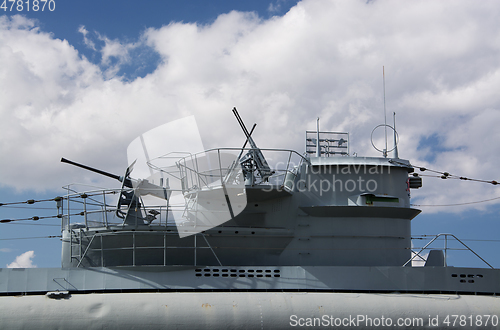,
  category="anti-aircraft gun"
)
[232,108,274,184]
[60,157,169,225]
